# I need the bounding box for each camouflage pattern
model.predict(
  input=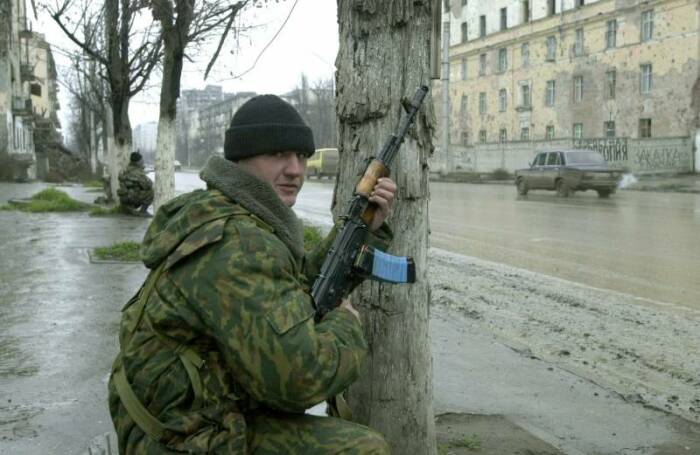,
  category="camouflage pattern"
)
[108,165,392,454]
[117,162,154,211]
